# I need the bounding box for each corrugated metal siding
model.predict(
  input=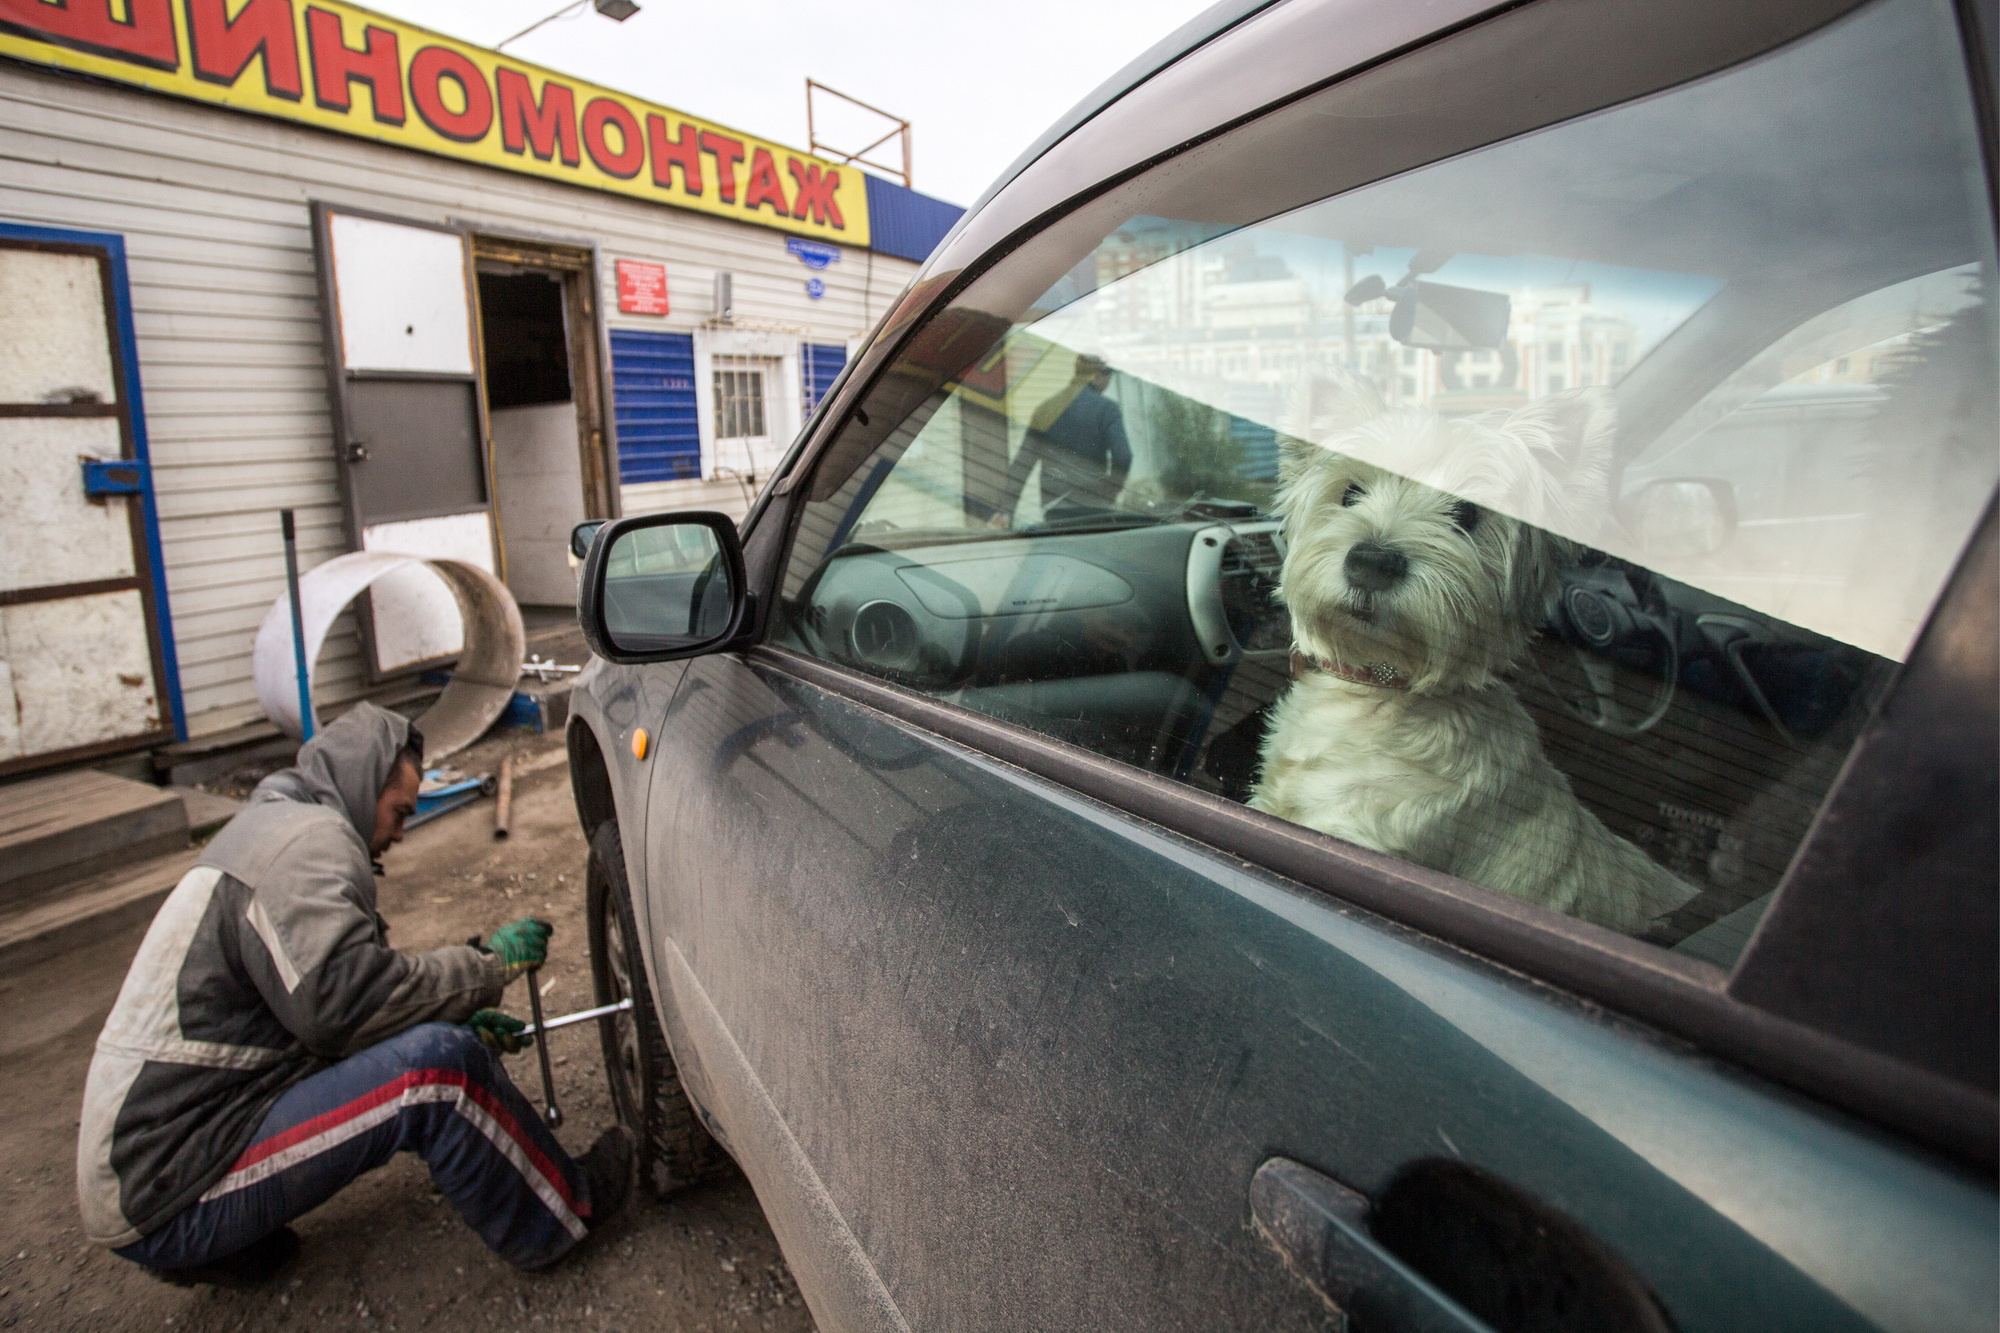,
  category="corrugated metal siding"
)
[0,63,922,739]
[862,176,966,264]
[802,341,847,413]
[609,330,698,482]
